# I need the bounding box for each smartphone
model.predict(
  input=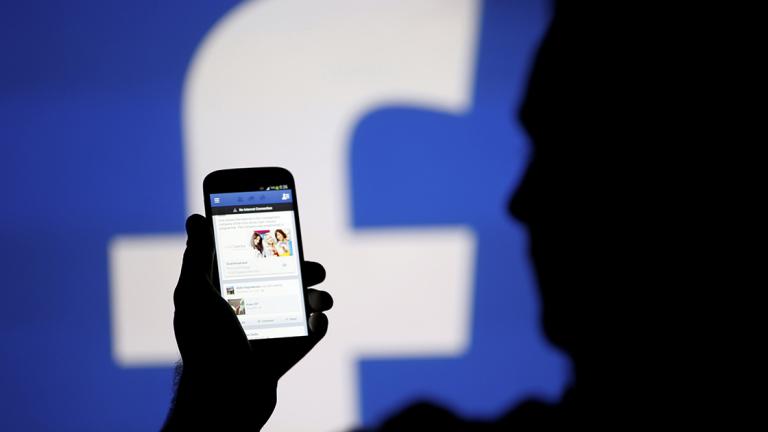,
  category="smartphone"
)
[203,167,310,341]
